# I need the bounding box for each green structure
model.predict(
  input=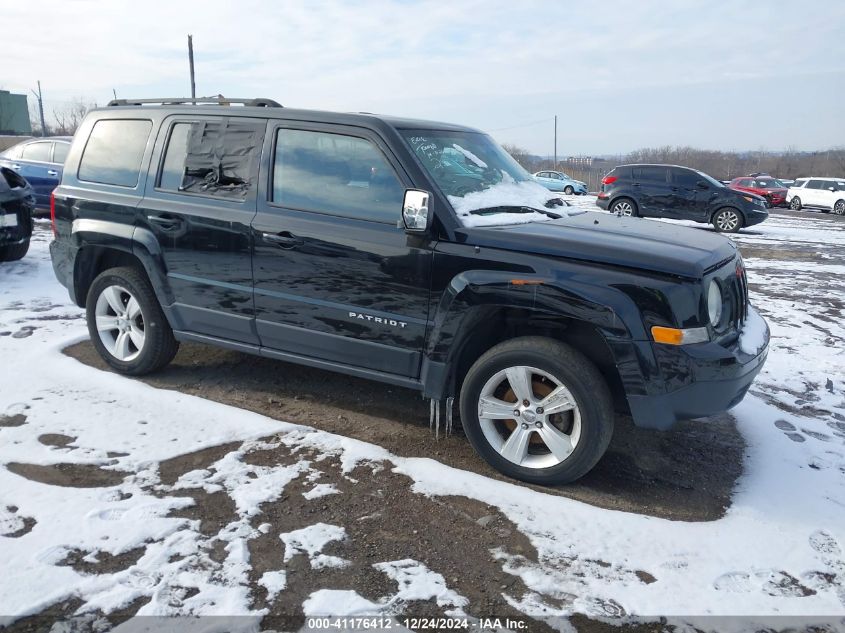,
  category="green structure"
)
[0,90,32,135]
